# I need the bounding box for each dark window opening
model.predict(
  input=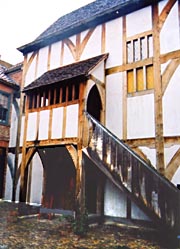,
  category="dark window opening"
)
[0,91,10,125]
[27,82,80,110]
